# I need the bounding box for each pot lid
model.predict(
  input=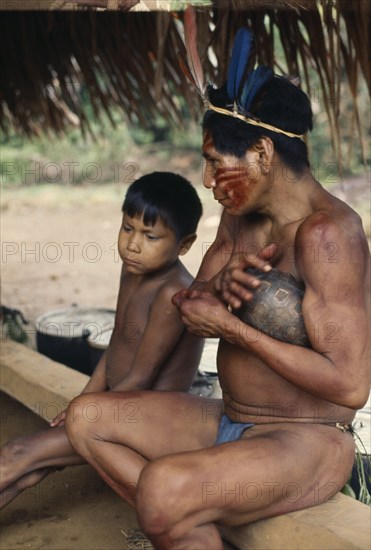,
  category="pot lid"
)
[35,306,115,338]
